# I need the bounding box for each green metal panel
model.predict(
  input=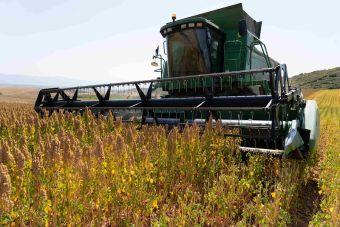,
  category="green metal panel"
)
[190,3,261,38]
[189,3,244,31]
